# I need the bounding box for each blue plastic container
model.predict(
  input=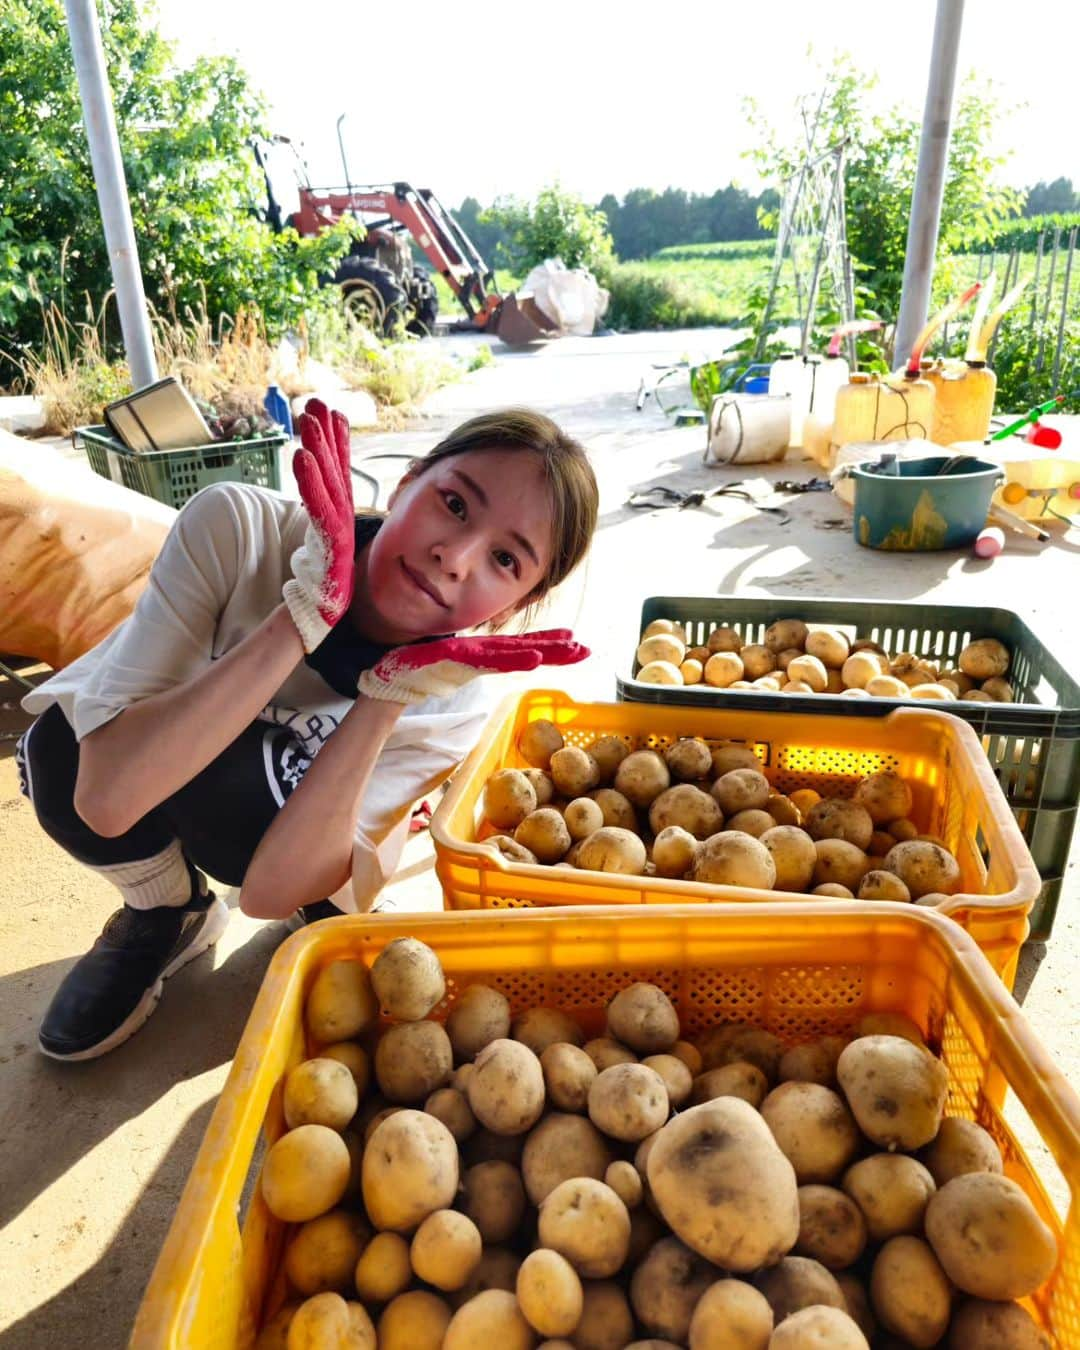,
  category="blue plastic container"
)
[851,455,1004,551]
[264,384,293,437]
